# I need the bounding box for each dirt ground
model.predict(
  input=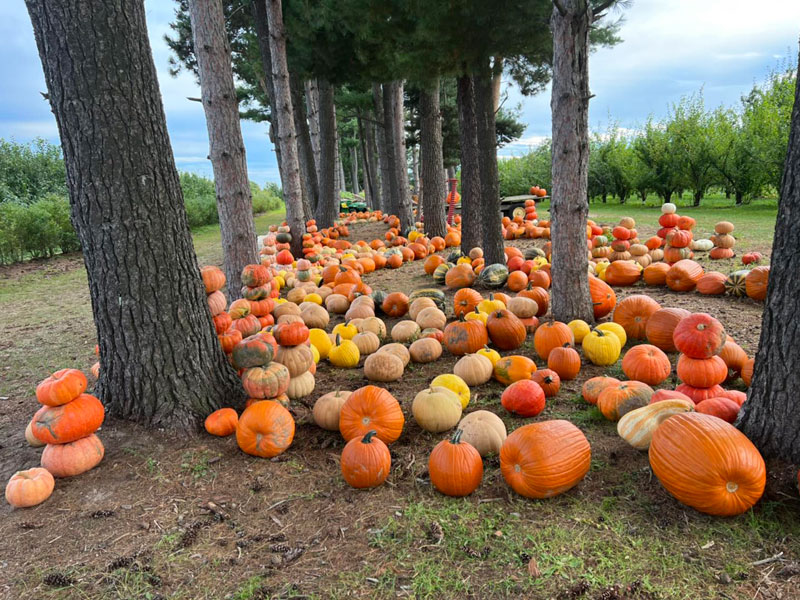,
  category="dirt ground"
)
[0,218,798,600]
